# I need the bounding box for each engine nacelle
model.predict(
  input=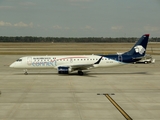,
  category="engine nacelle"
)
[58,66,72,74]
